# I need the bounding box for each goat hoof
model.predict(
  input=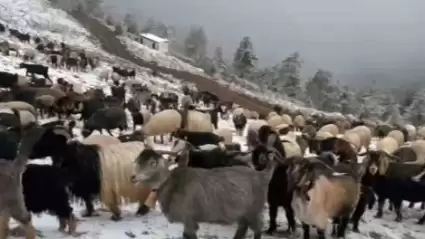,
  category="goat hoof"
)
[352,228,360,233]
[395,217,403,222]
[417,220,425,225]
[70,231,88,237]
[374,213,383,219]
[111,214,122,221]
[136,205,150,216]
[81,211,99,217]
[264,229,274,235]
